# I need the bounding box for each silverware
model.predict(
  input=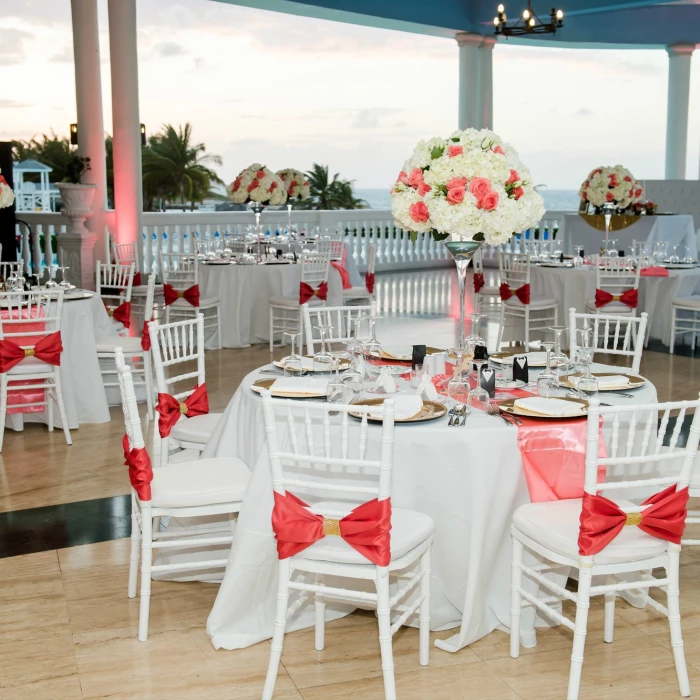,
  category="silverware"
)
[447,406,456,426]
[452,403,467,427]
[608,391,635,398]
